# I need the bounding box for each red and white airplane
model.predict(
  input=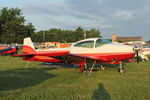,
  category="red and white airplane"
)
[139,48,150,61]
[14,37,135,73]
